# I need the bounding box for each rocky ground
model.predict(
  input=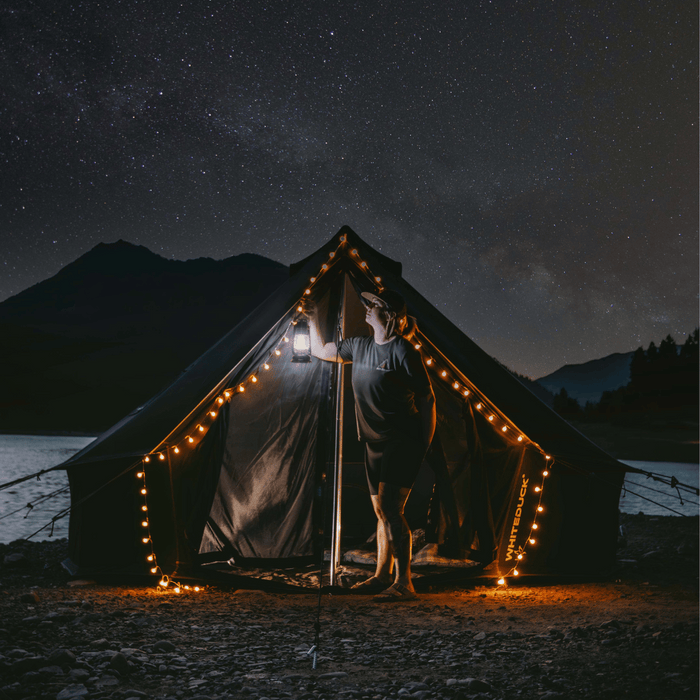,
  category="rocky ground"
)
[0,514,697,700]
